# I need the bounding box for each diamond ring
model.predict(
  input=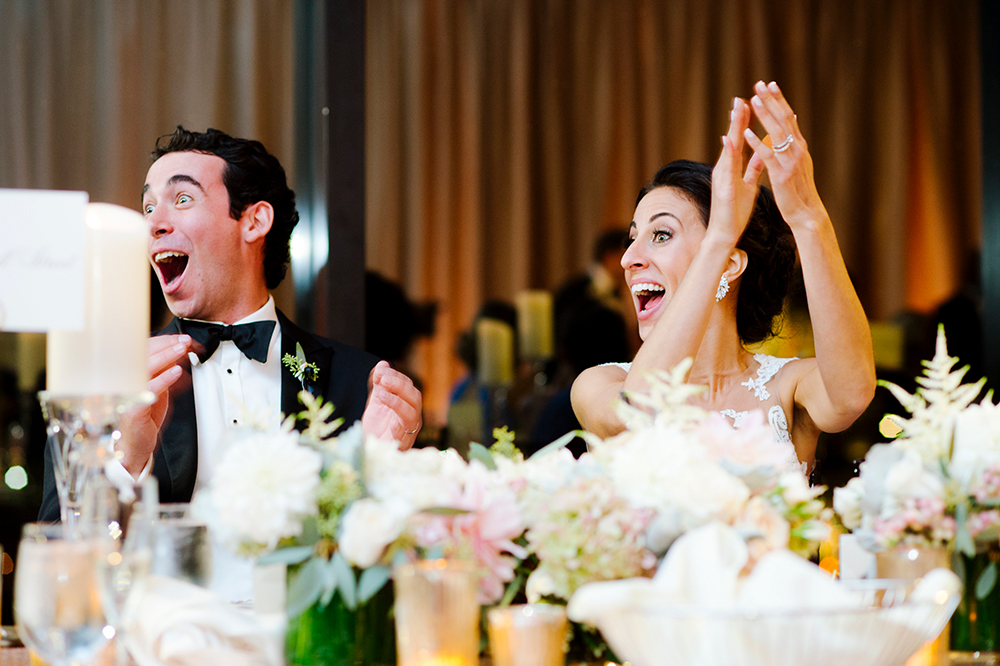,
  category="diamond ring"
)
[773,134,794,153]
